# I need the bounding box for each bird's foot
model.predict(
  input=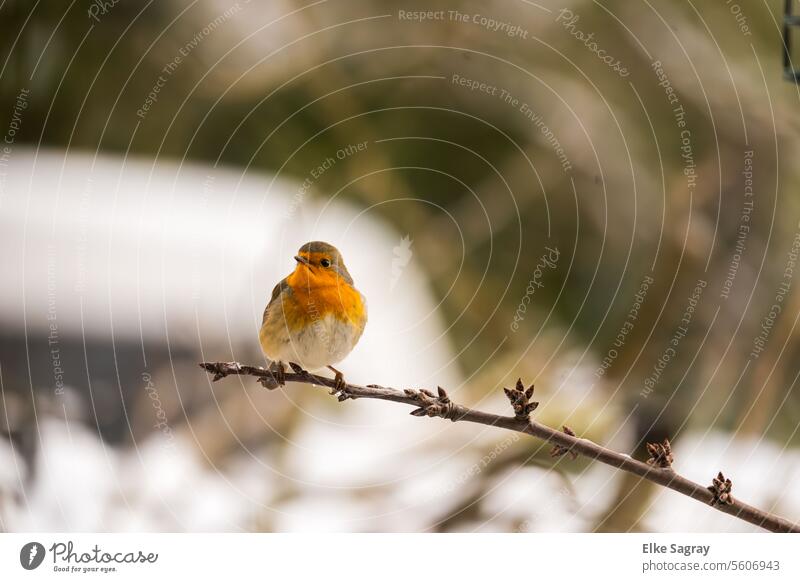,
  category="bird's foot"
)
[327,365,351,401]
[259,360,286,389]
